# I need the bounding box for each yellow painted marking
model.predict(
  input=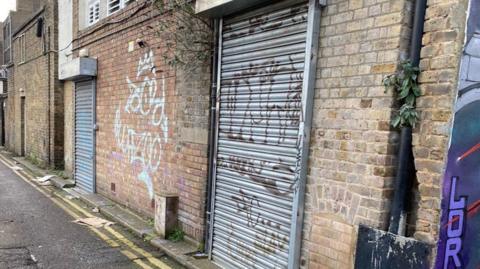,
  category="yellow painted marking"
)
[52,190,171,269]
[122,249,140,259]
[0,155,171,269]
[0,158,124,258]
[104,226,170,269]
[0,154,15,166]
[134,259,155,269]
[121,250,155,269]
